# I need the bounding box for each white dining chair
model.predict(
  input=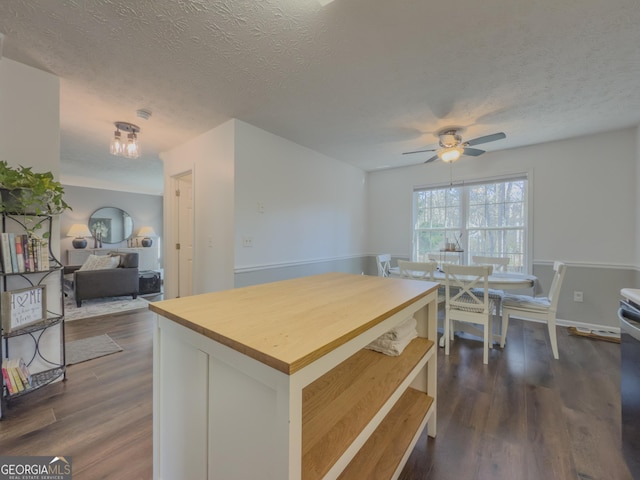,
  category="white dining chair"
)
[471,255,511,315]
[398,260,438,281]
[398,260,445,305]
[376,254,391,277]
[429,251,462,265]
[500,261,567,359]
[472,255,510,272]
[444,264,495,364]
